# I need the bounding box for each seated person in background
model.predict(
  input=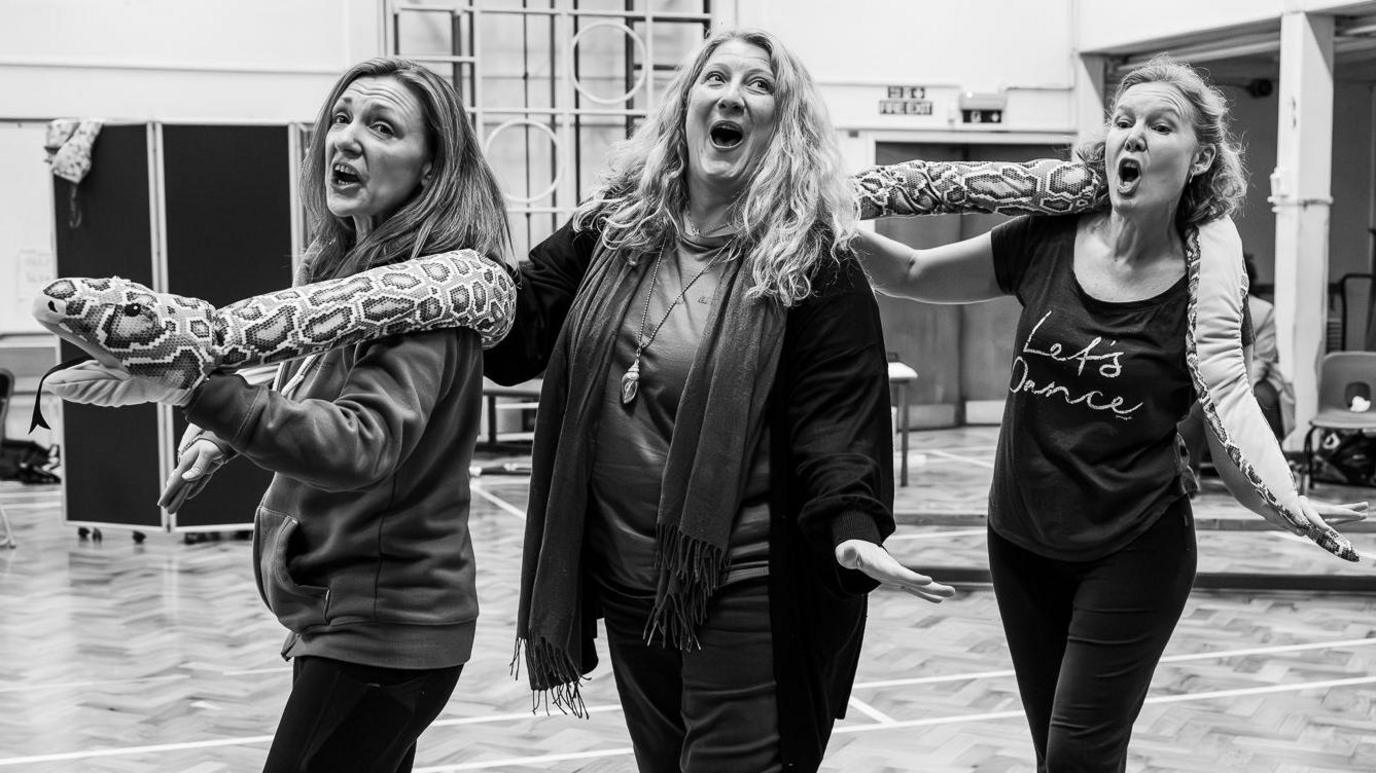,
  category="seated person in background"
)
[1243,255,1297,440]
[1179,254,1295,480]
